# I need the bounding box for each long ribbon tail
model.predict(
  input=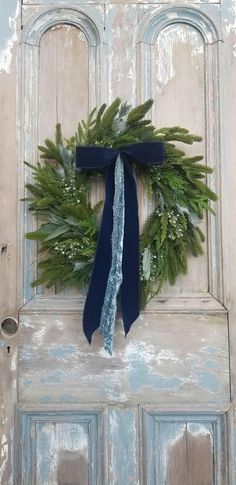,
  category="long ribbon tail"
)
[76,142,164,347]
[98,154,125,354]
[120,161,140,335]
[82,163,115,344]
